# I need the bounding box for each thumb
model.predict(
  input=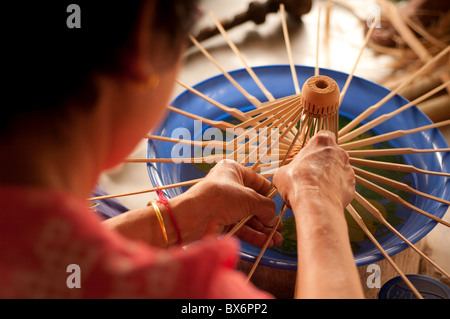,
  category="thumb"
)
[248,190,277,228]
[204,219,222,236]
